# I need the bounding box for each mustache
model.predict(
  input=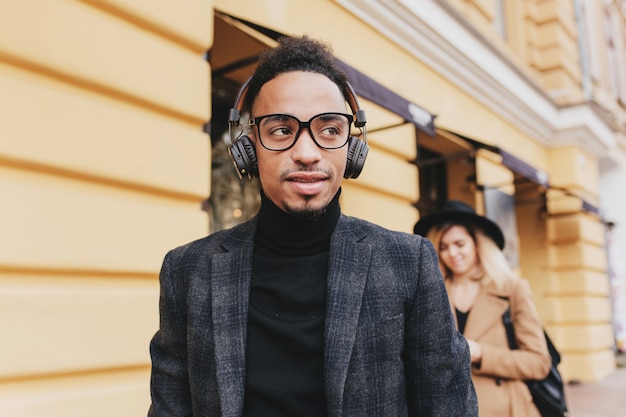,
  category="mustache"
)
[280,166,332,179]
